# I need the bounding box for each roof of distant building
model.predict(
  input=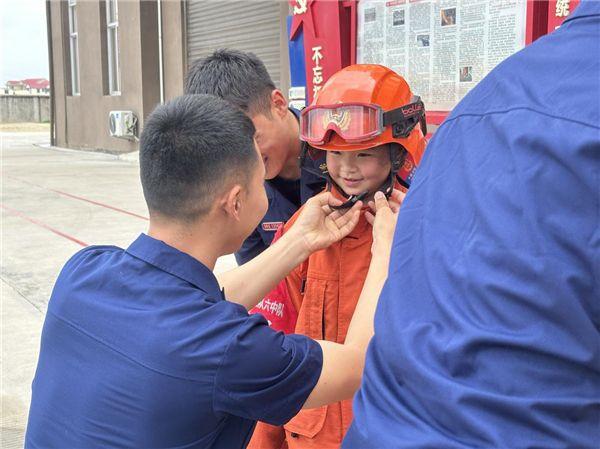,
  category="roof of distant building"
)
[22,78,50,89]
